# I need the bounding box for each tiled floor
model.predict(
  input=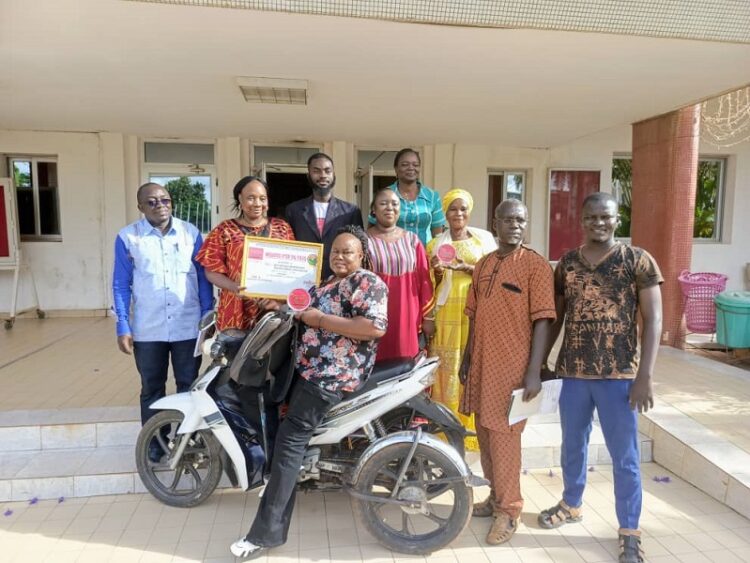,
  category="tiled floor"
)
[0,317,159,411]
[3,318,749,448]
[651,347,750,455]
[1,463,749,563]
